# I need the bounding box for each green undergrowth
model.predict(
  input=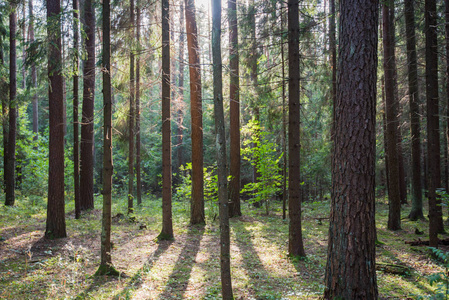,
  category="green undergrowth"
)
[0,193,445,299]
